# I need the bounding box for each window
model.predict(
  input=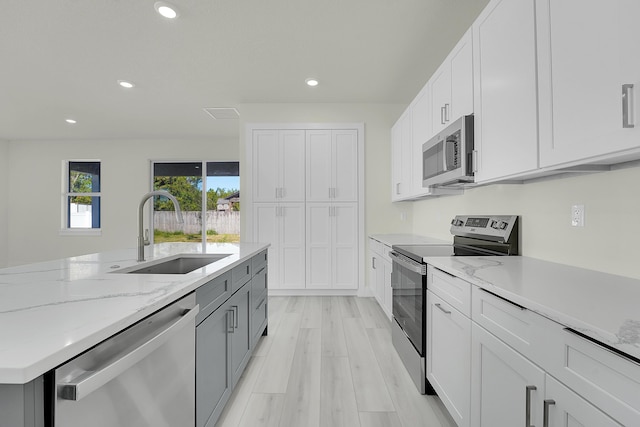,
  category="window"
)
[62,161,101,234]
[151,161,240,244]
